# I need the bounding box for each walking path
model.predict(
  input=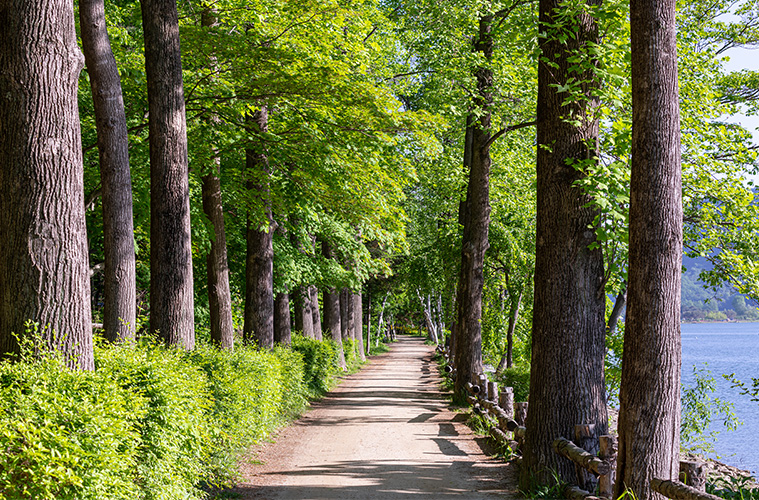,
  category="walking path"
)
[231,336,520,499]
